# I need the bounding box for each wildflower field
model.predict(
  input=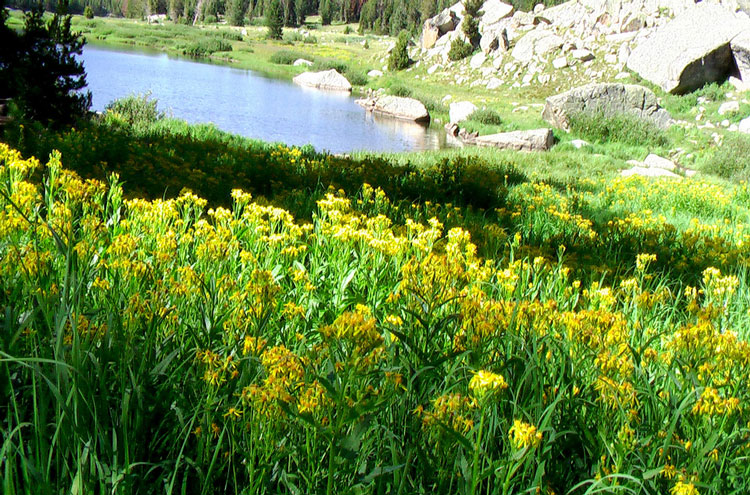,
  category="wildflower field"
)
[2,138,750,495]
